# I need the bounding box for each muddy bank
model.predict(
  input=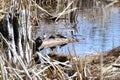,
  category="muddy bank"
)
[80,46,120,80]
[45,46,120,80]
